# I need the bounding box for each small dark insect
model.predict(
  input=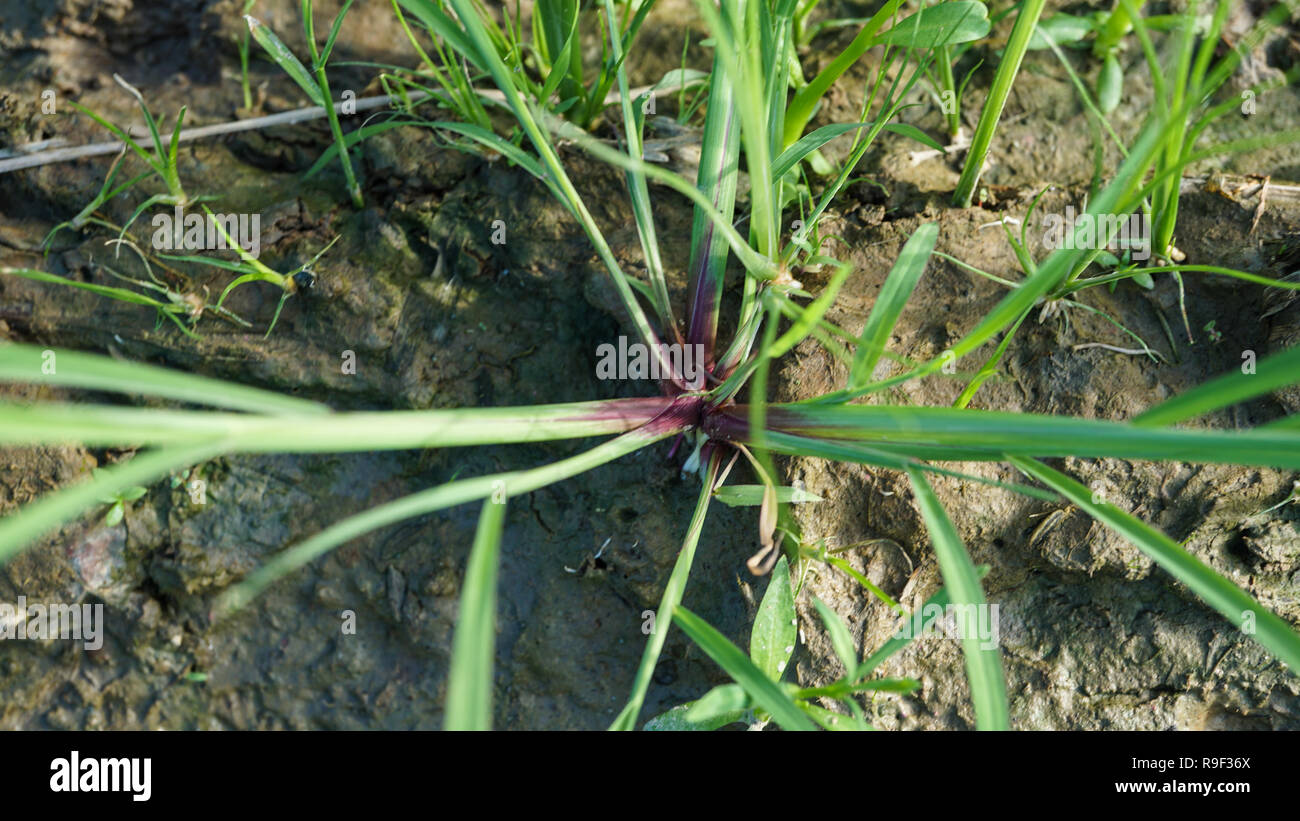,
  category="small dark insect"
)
[291,268,316,292]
